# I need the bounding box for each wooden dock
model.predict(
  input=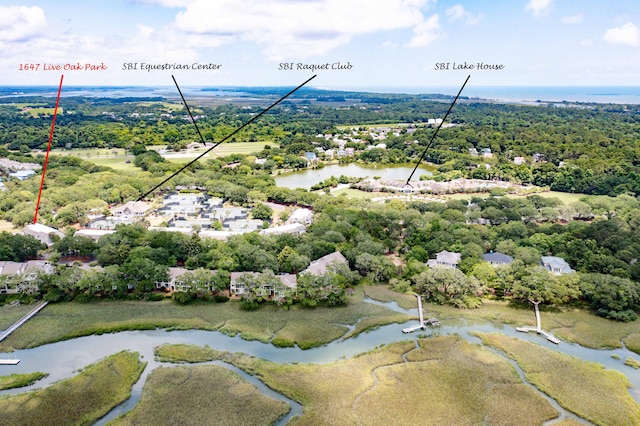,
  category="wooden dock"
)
[515,325,560,344]
[402,294,439,334]
[0,301,48,343]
